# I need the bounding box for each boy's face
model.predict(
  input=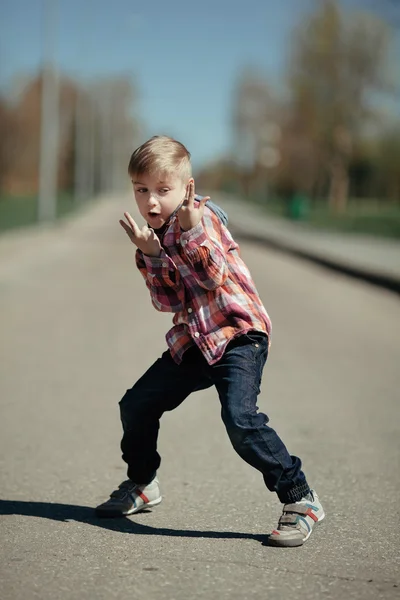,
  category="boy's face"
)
[131,172,191,229]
